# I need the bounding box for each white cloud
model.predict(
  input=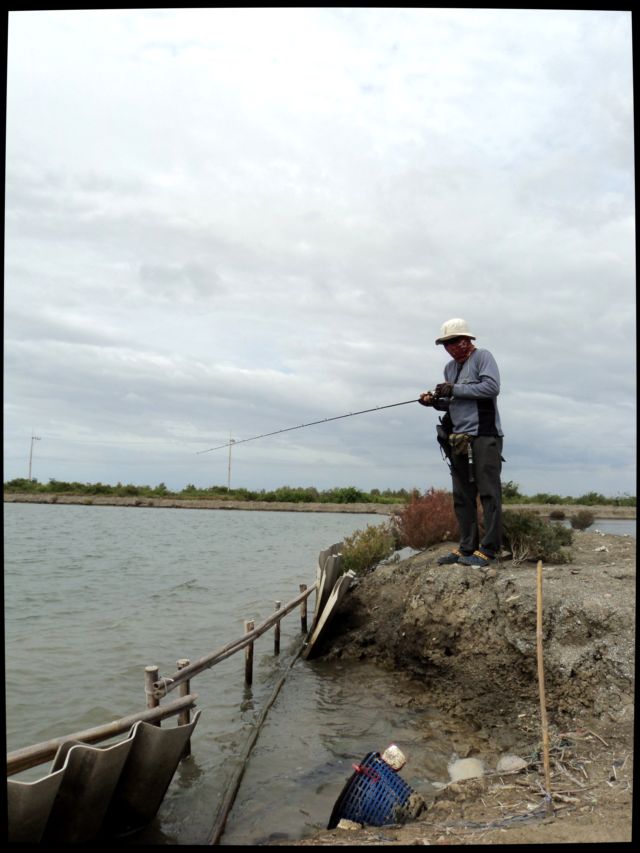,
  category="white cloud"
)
[4,8,635,497]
